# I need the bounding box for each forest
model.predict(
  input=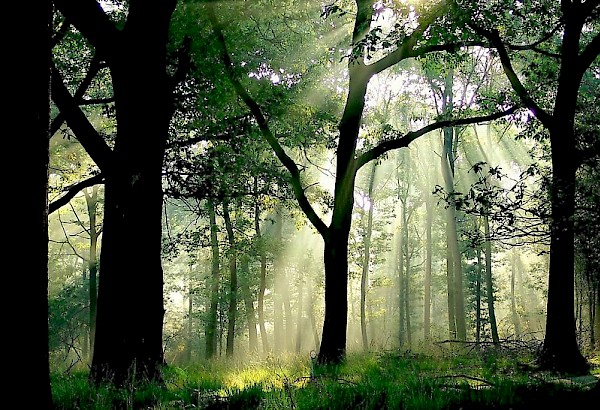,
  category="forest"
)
[15,0,600,408]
